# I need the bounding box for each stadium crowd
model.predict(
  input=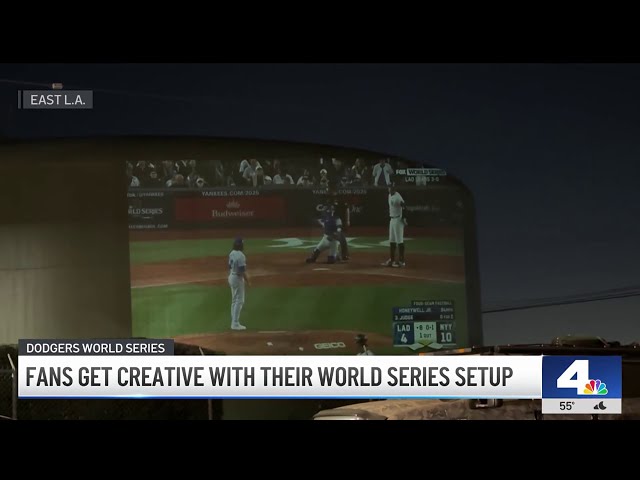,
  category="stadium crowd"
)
[126,156,426,190]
